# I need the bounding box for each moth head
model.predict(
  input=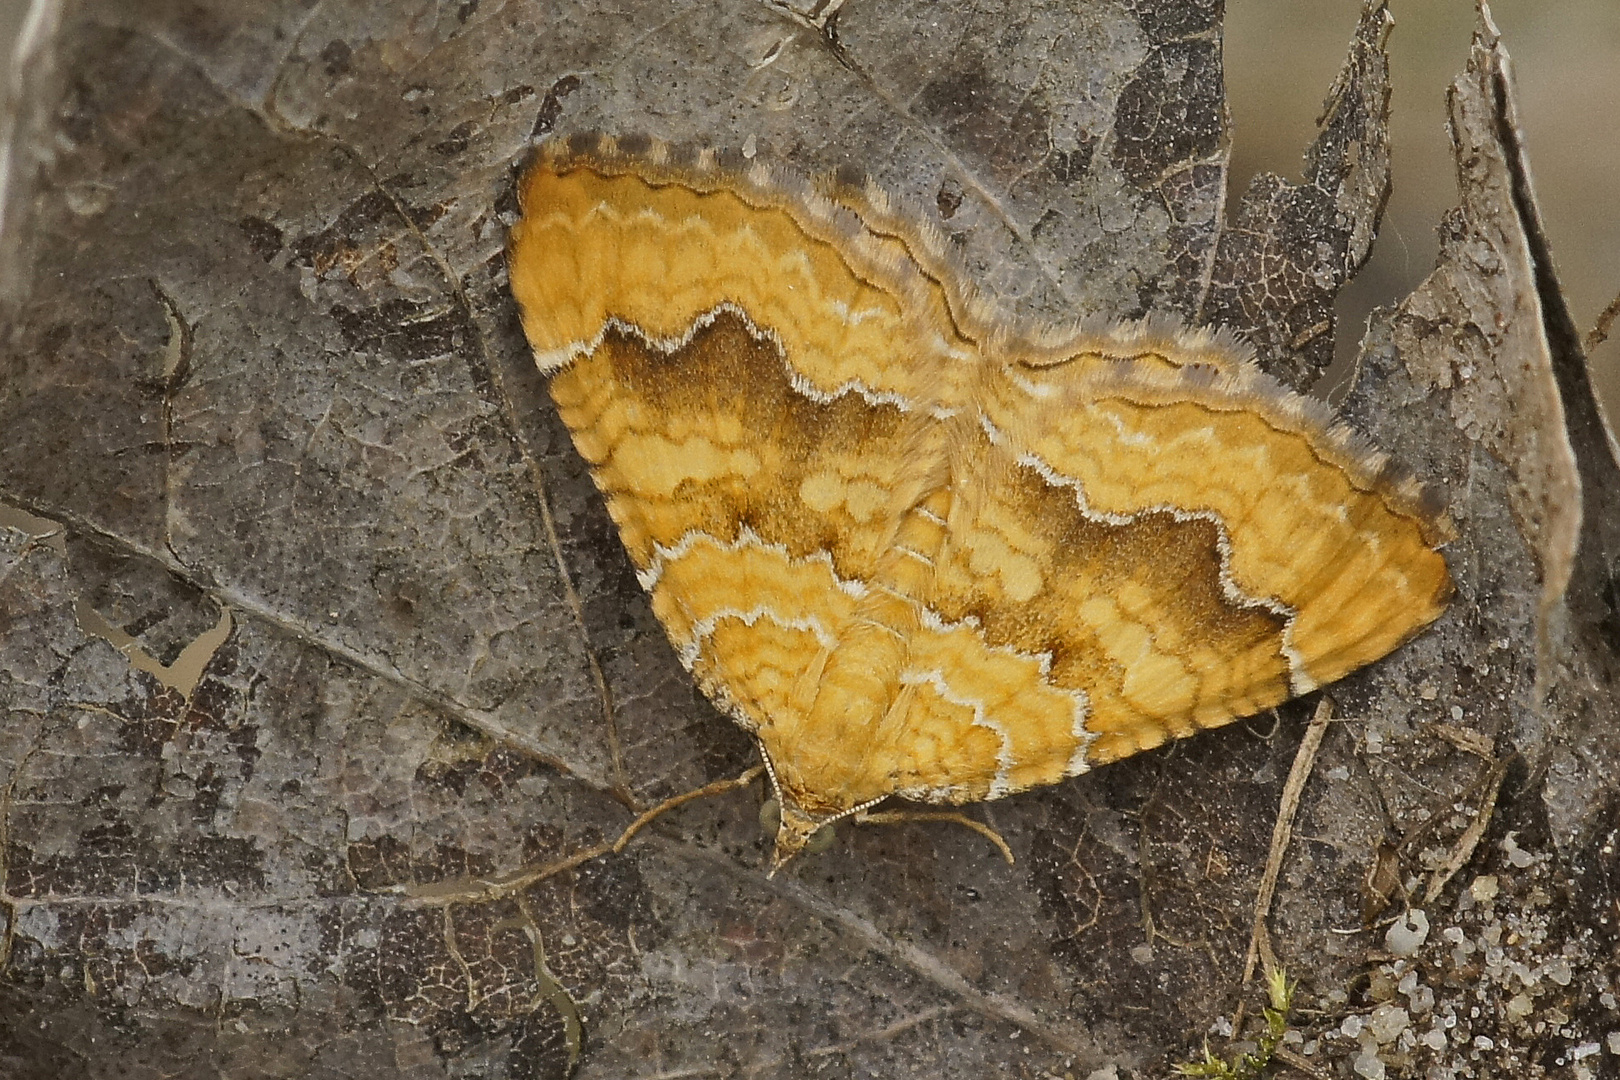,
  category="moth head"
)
[765,798,836,876]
